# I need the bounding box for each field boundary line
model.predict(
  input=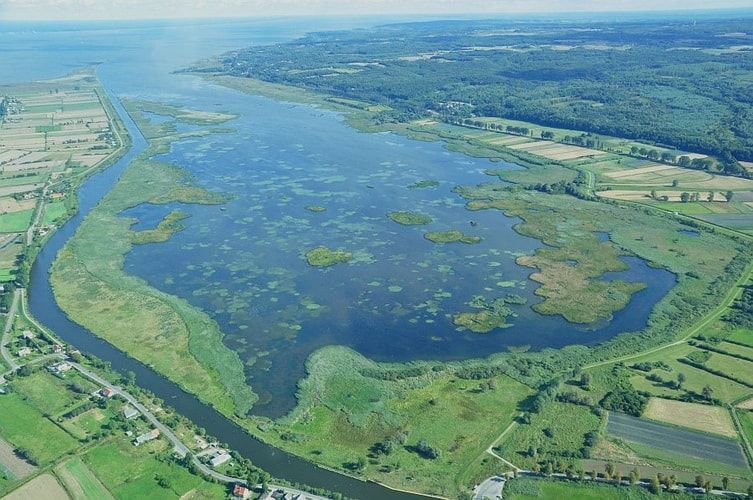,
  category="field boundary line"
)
[729,405,753,474]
